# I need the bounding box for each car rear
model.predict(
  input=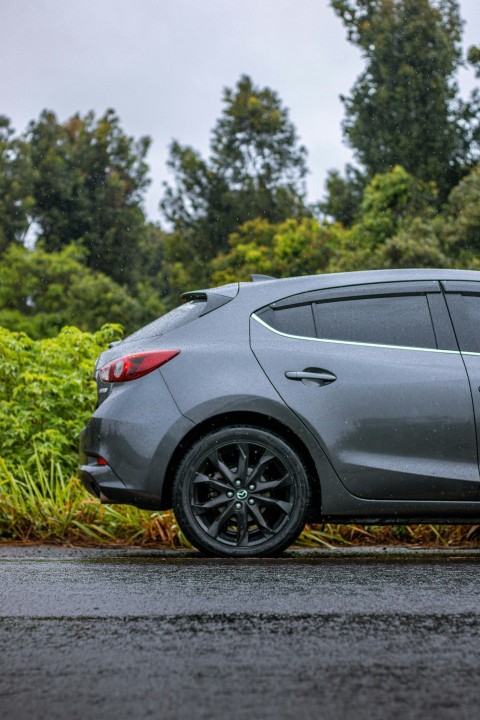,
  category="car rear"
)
[79,283,239,507]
